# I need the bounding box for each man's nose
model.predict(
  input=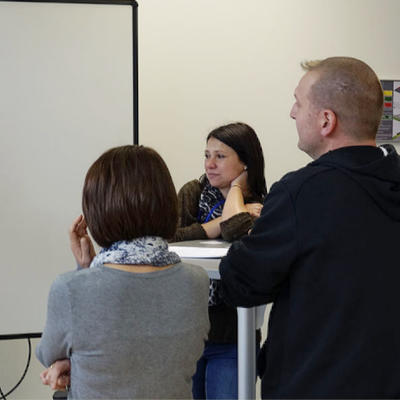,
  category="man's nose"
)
[290,105,296,120]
